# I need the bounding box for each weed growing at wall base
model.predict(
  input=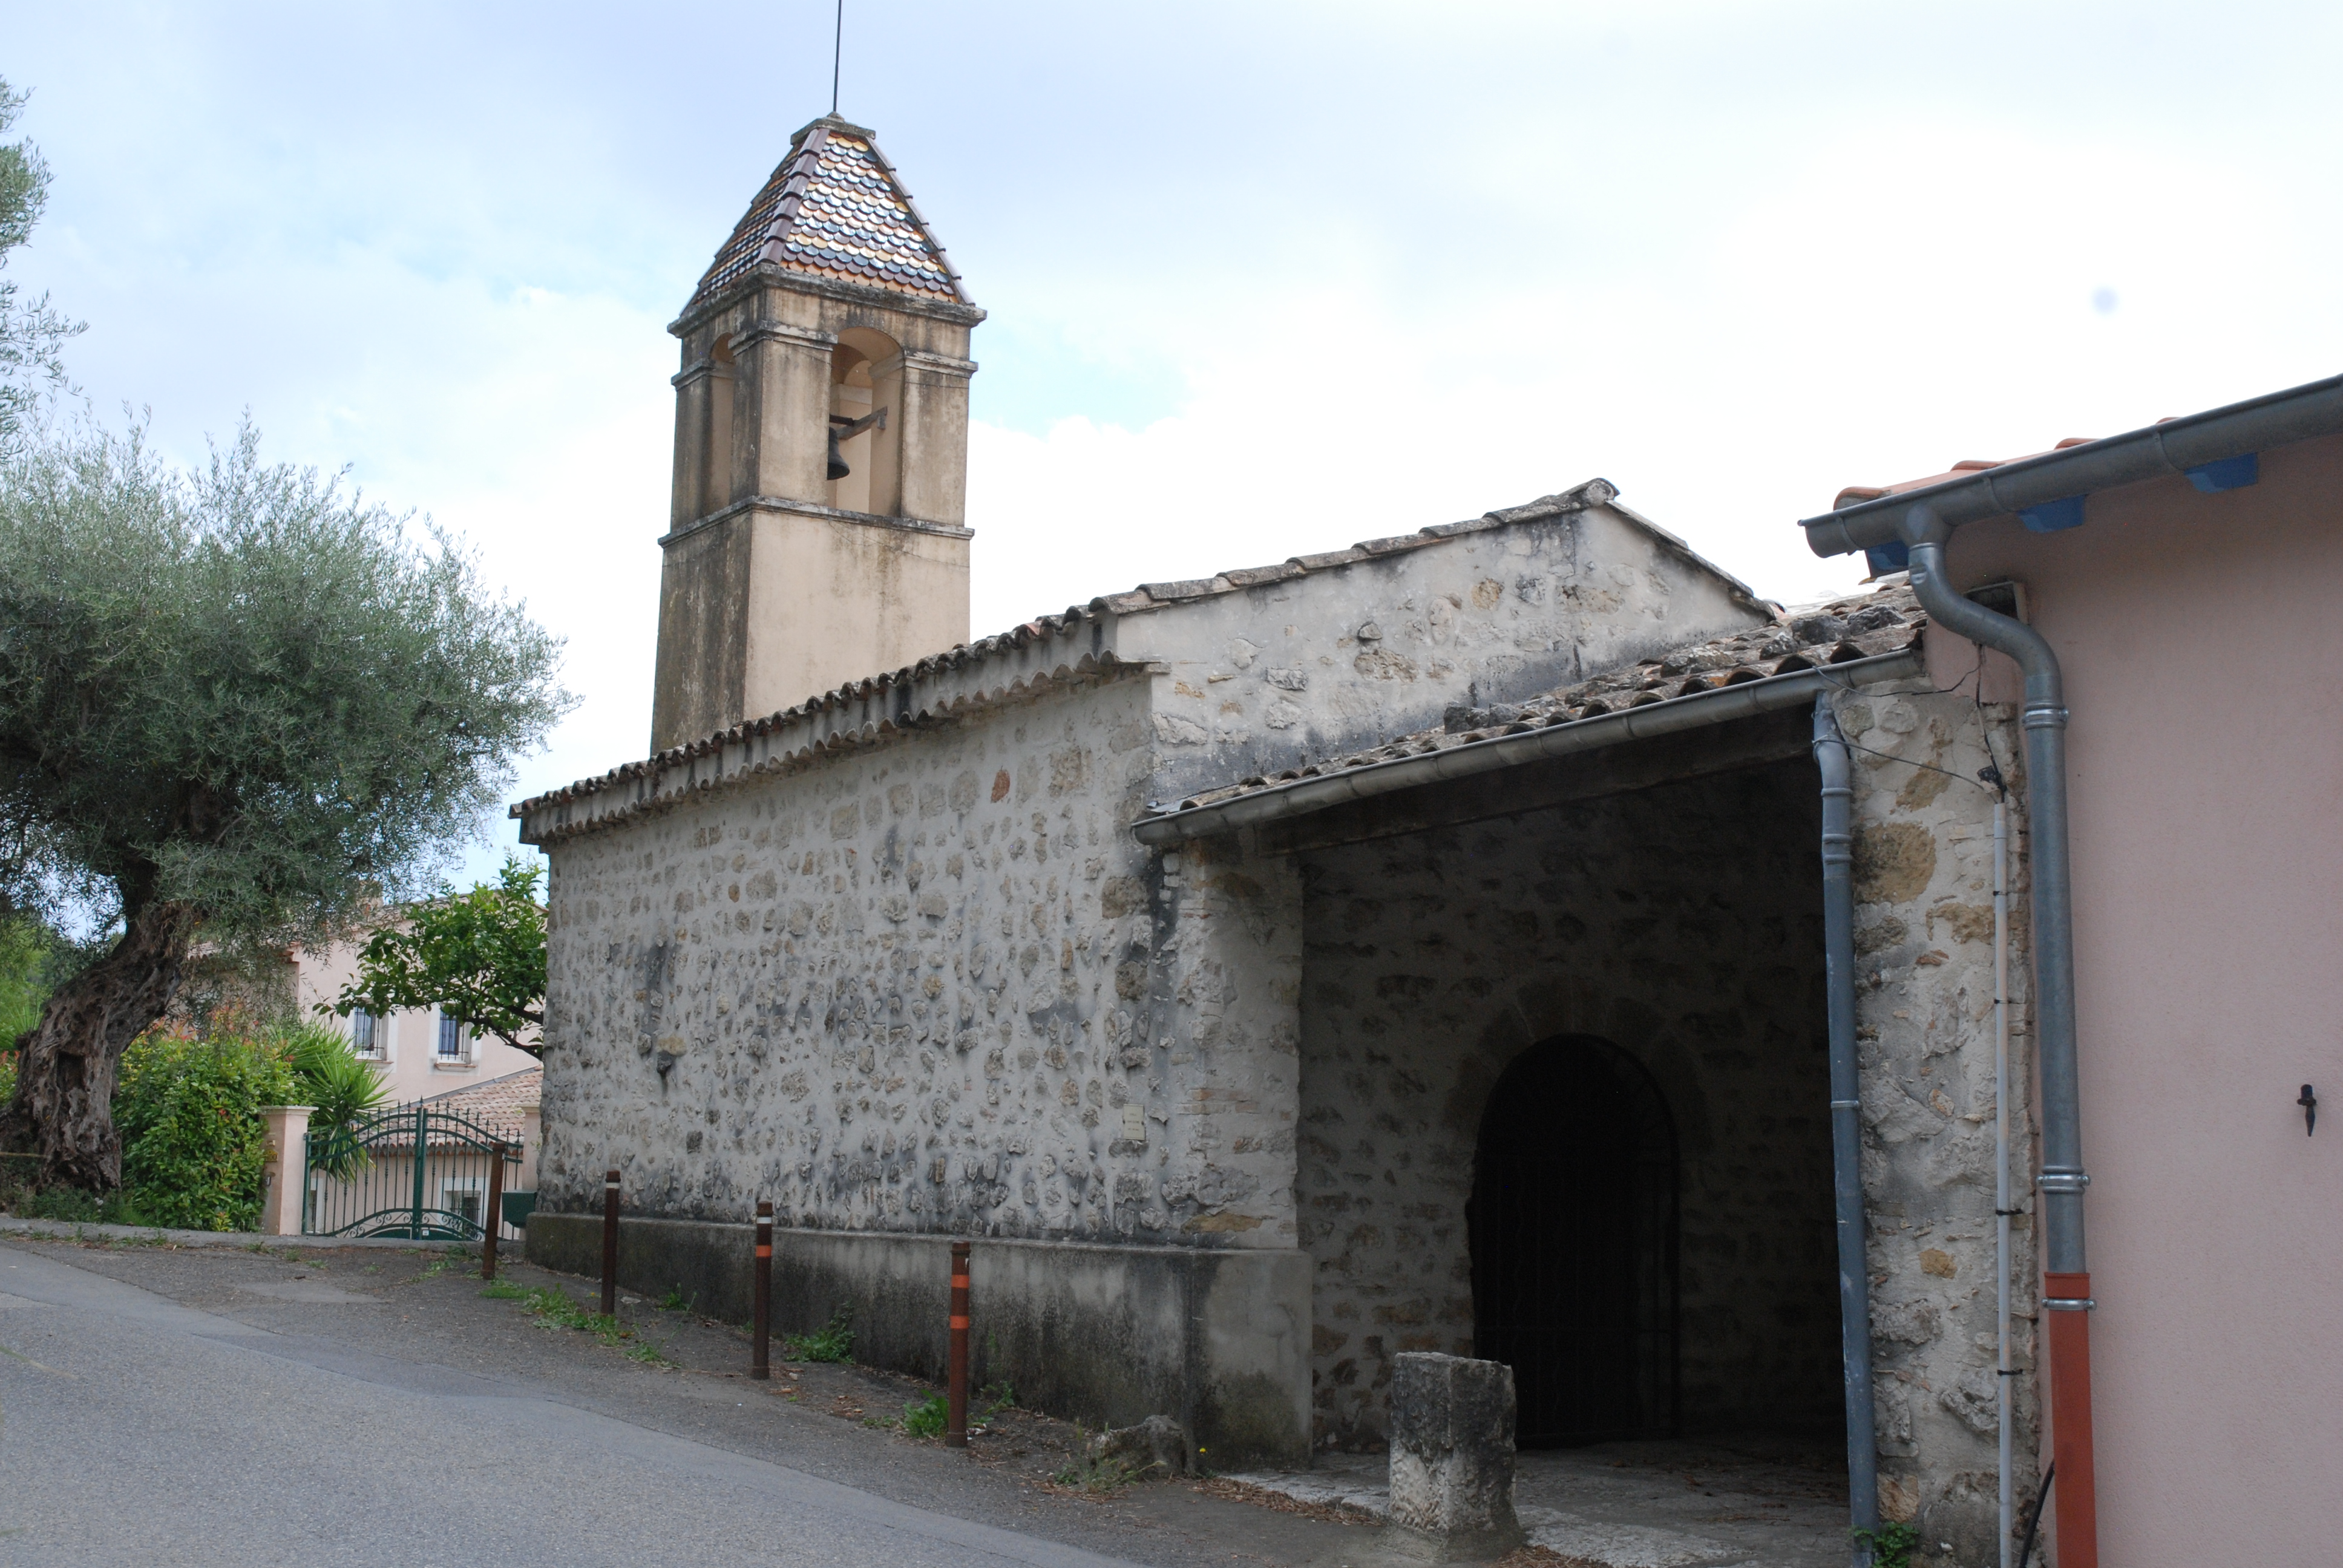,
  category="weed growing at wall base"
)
[1050,1428,1154,1494]
[480,1282,670,1364]
[784,1306,854,1363]
[902,1393,948,1439]
[1852,1522,1920,1568]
